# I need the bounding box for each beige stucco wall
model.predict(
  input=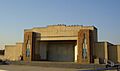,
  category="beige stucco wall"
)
[4,42,23,61]
[108,45,117,63]
[32,25,95,37]
[117,45,120,63]
[16,43,23,57]
[94,42,109,63]
[95,42,120,63]
[95,42,108,60]
[24,25,96,41]
[5,45,16,61]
